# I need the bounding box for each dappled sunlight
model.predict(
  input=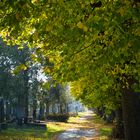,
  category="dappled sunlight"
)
[51,111,113,140]
[58,128,95,139]
[55,112,98,140]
